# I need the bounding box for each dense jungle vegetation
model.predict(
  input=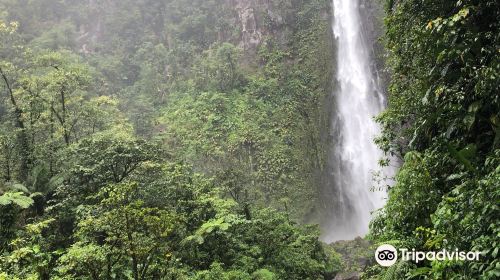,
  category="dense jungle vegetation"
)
[0,0,498,279]
[366,0,499,279]
[0,0,338,279]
